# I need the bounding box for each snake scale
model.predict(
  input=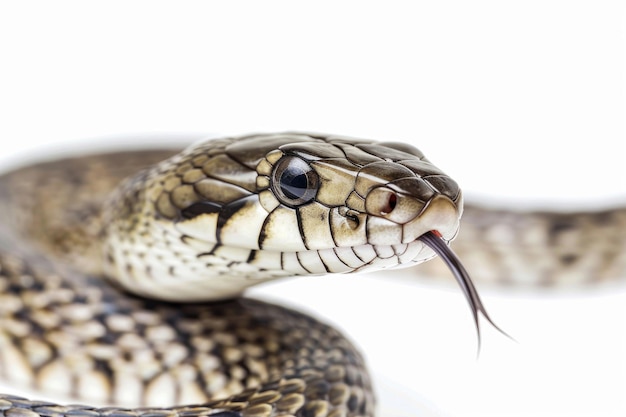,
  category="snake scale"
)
[0,132,624,417]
